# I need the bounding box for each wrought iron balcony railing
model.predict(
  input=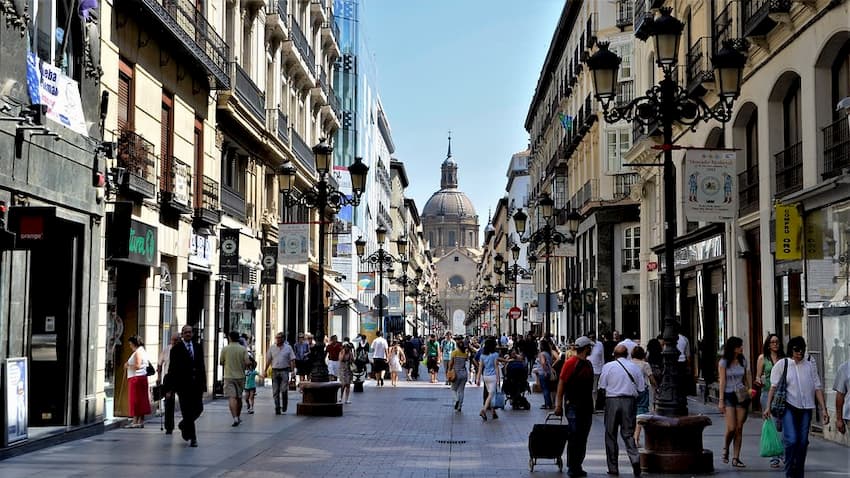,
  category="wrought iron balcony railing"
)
[738,164,759,216]
[160,155,193,214]
[234,63,266,123]
[194,175,221,225]
[289,14,316,78]
[686,37,715,96]
[291,129,316,174]
[116,129,157,199]
[616,0,633,28]
[823,116,850,179]
[742,0,791,38]
[774,141,803,198]
[614,173,639,199]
